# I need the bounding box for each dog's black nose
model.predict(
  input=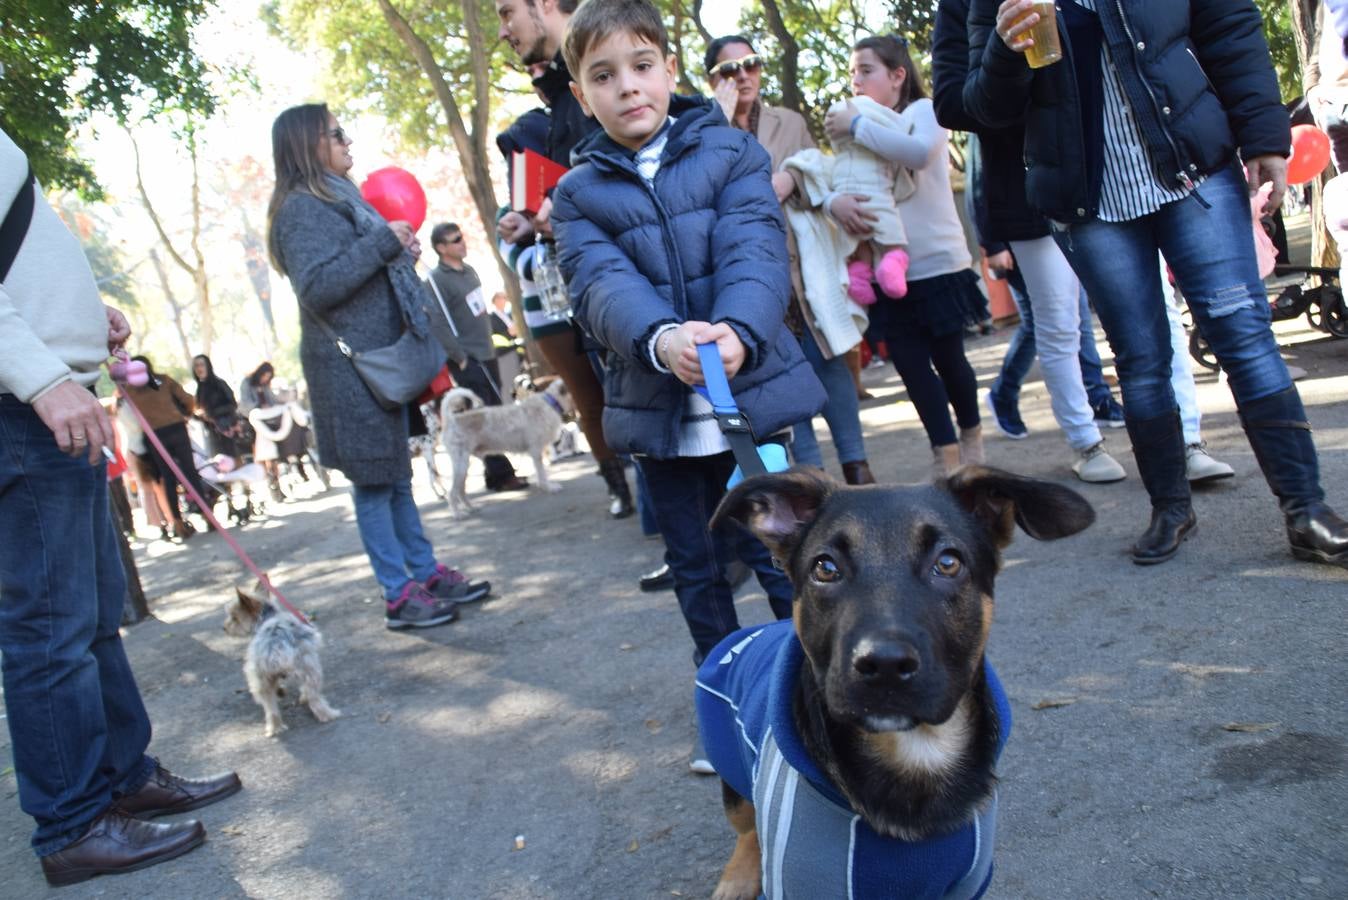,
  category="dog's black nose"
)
[852,638,921,682]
